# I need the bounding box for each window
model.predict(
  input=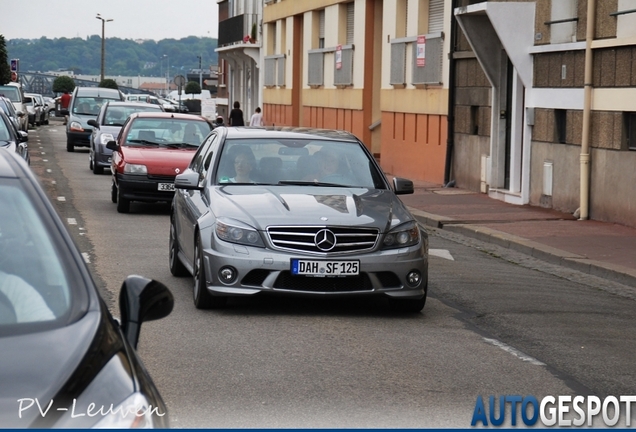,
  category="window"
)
[470,106,479,135]
[428,0,444,34]
[319,10,325,49]
[624,112,636,151]
[555,109,567,144]
[549,0,578,44]
[346,2,354,45]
